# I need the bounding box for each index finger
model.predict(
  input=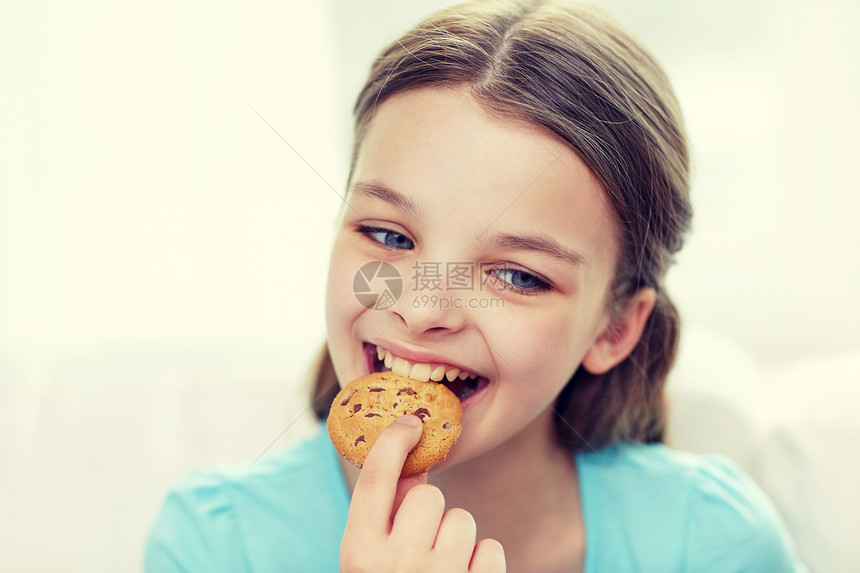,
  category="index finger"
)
[345,415,424,535]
